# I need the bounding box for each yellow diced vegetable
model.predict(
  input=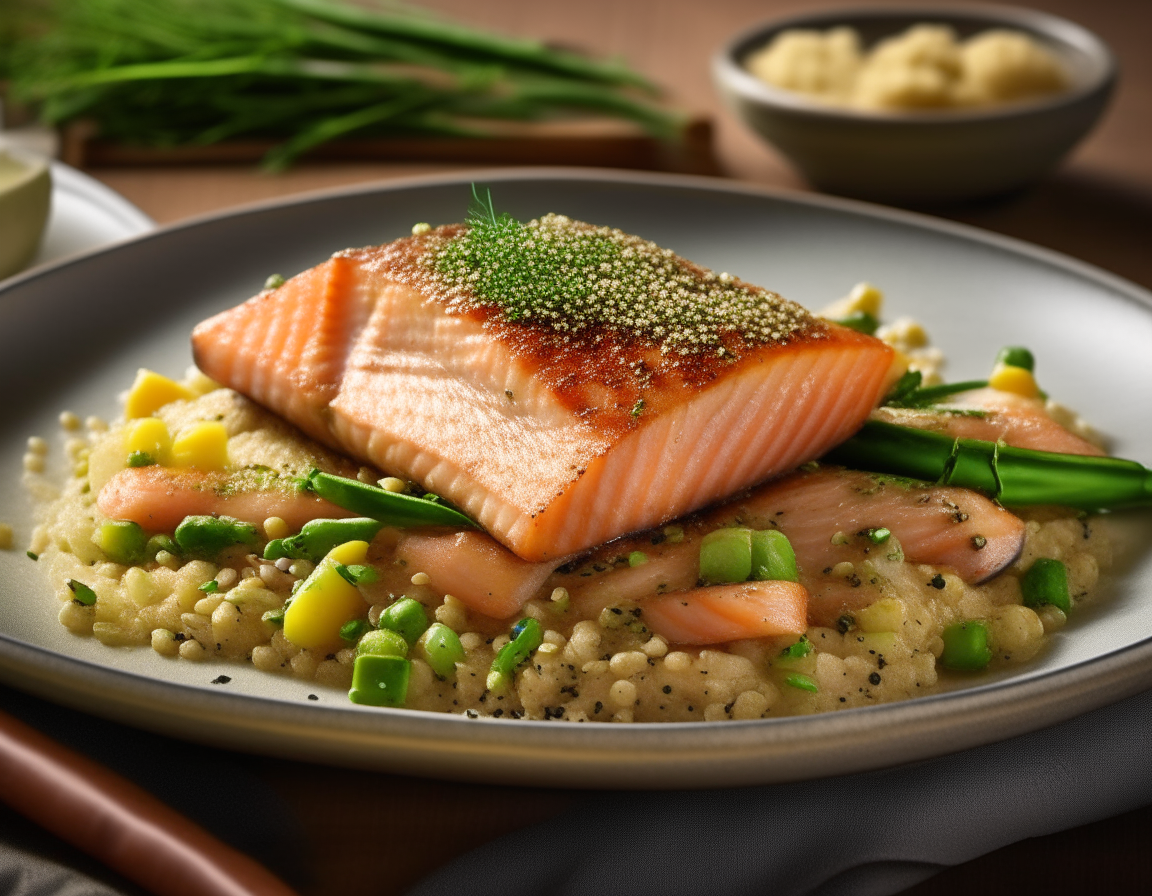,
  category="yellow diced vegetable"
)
[846,282,884,316]
[170,422,229,471]
[283,541,370,649]
[819,281,884,320]
[989,363,1040,398]
[124,369,195,419]
[125,418,171,463]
